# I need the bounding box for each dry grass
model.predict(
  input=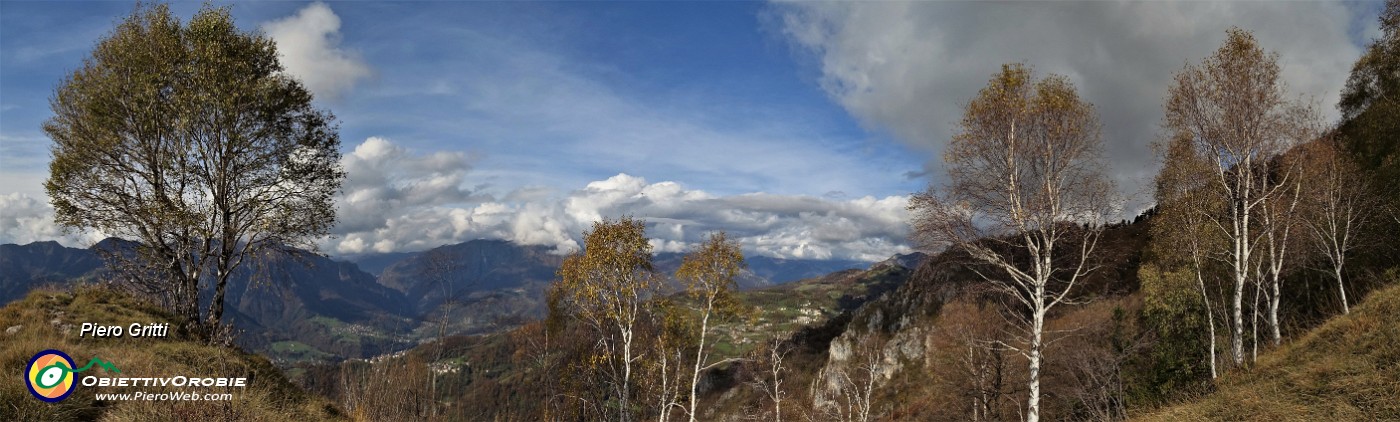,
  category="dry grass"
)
[0,286,346,422]
[1135,283,1400,421]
